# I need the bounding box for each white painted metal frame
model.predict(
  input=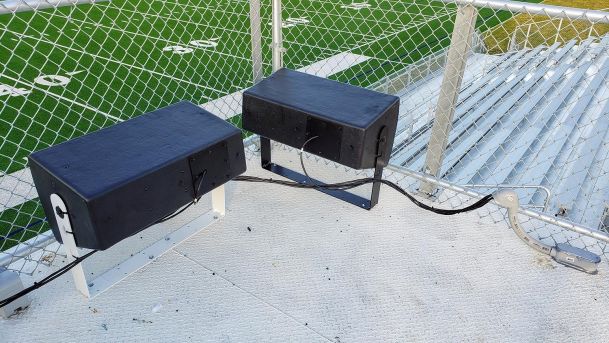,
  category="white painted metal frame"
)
[442,0,609,24]
[271,0,283,72]
[249,0,264,84]
[50,186,226,298]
